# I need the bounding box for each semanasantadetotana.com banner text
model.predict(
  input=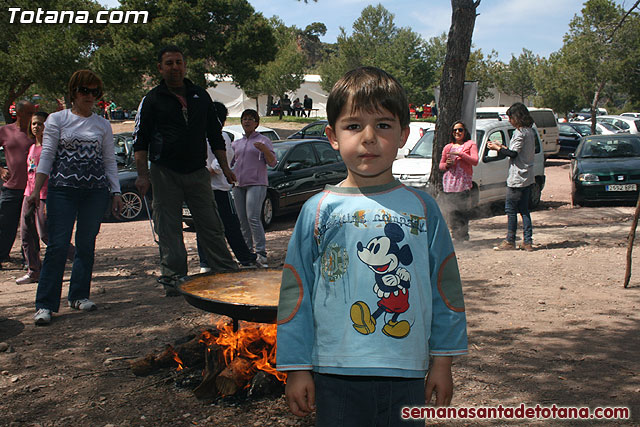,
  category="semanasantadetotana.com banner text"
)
[7,7,148,25]
[402,404,630,421]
